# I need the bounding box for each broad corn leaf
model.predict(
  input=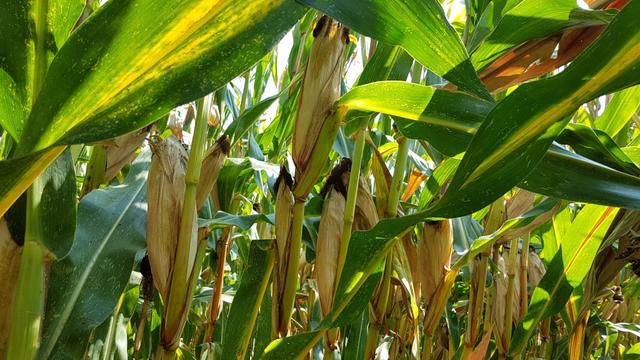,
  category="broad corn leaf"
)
[39,148,151,359]
[0,0,304,218]
[19,0,305,153]
[336,81,640,210]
